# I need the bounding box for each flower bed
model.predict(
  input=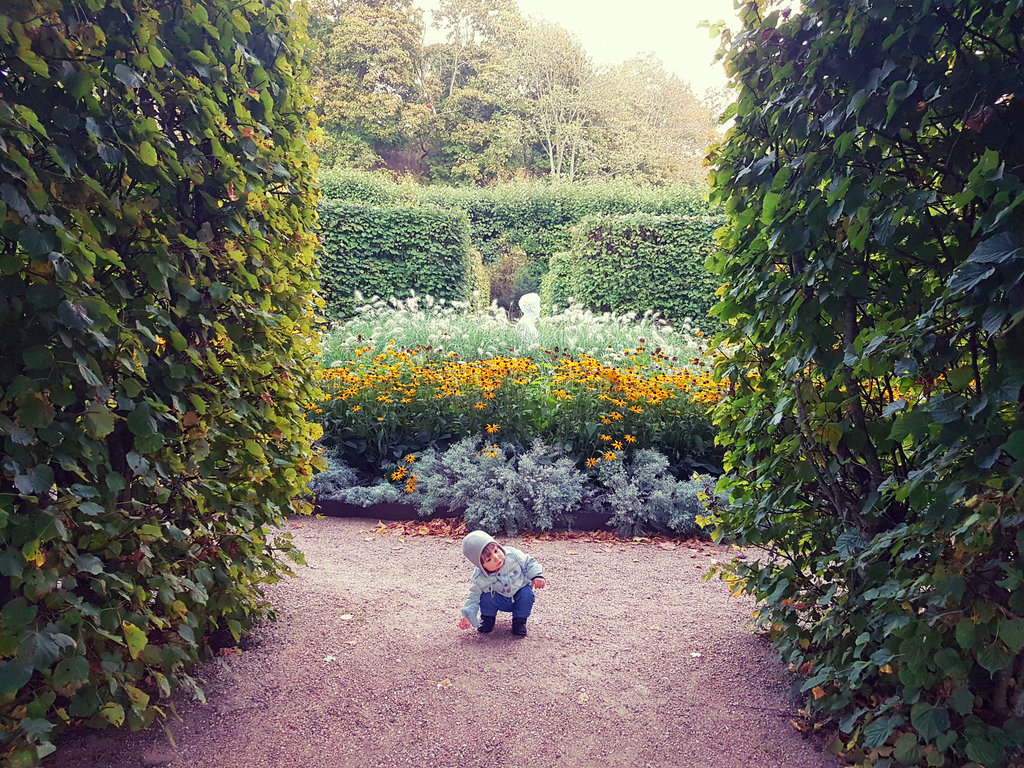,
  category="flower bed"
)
[309,300,727,535]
